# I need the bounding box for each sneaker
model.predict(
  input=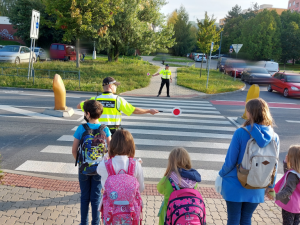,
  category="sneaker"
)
[157,94,160,97]
[167,95,170,97]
